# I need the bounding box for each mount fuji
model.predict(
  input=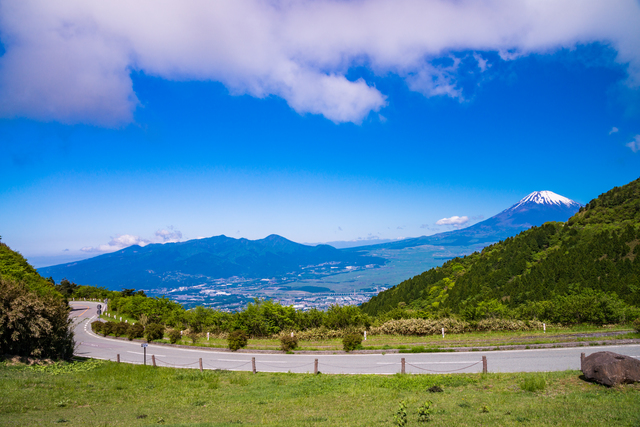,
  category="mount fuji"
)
[350,191,582,250]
